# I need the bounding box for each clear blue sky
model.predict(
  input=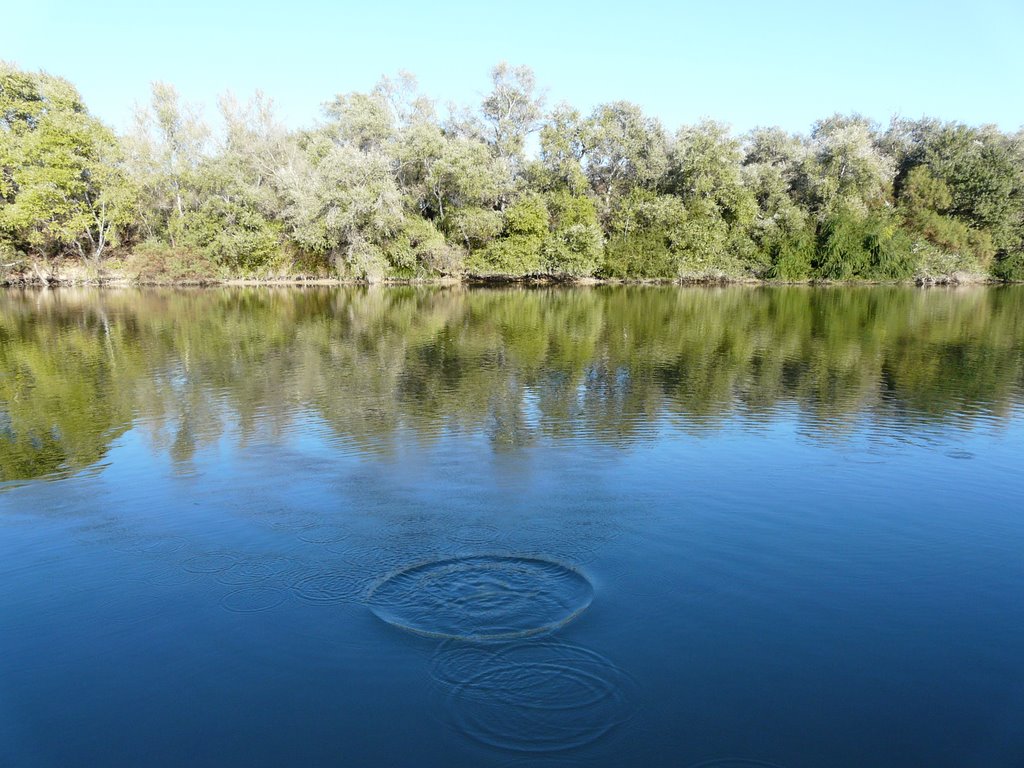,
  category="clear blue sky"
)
[7,0,1024,135]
